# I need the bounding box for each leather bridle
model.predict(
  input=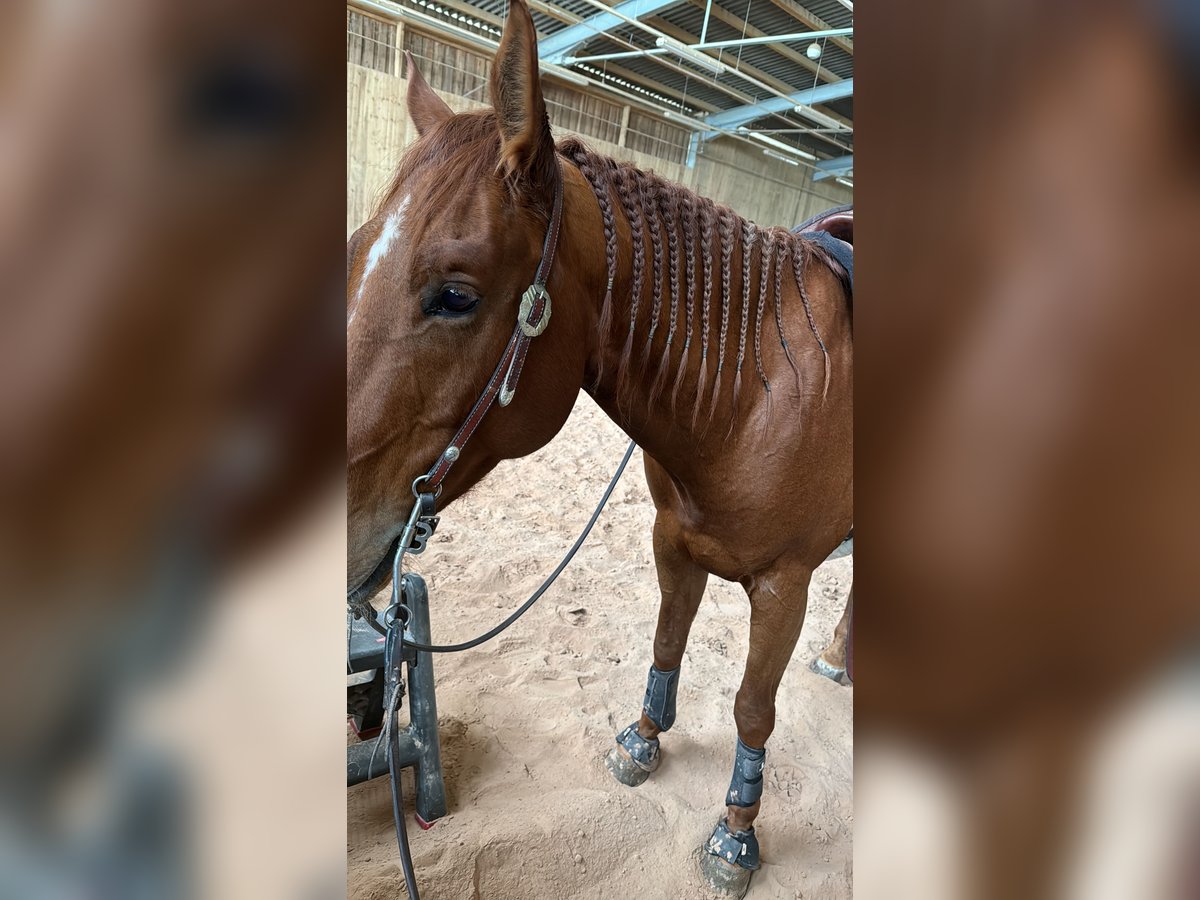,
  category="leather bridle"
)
[416,158,564,500]
[345,155,619,900]
[347,157,565,623]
